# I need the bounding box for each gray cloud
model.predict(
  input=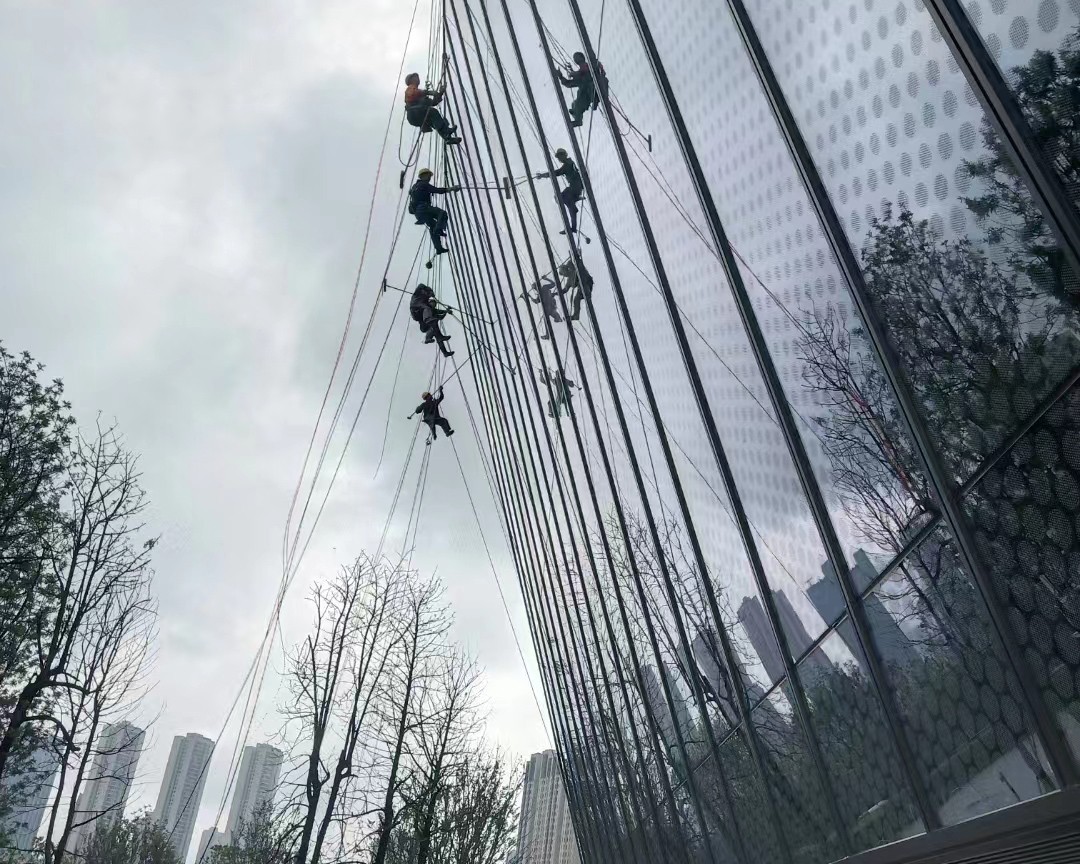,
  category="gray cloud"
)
[1,0,547,851]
